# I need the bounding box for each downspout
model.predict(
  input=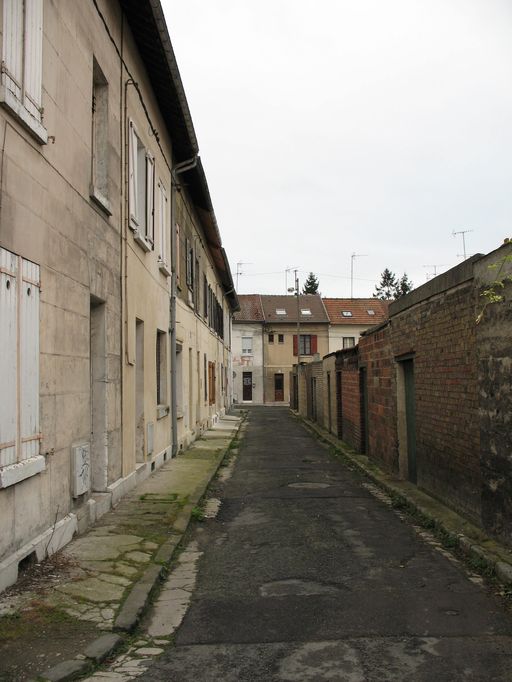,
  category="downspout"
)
[170,155,198,457]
